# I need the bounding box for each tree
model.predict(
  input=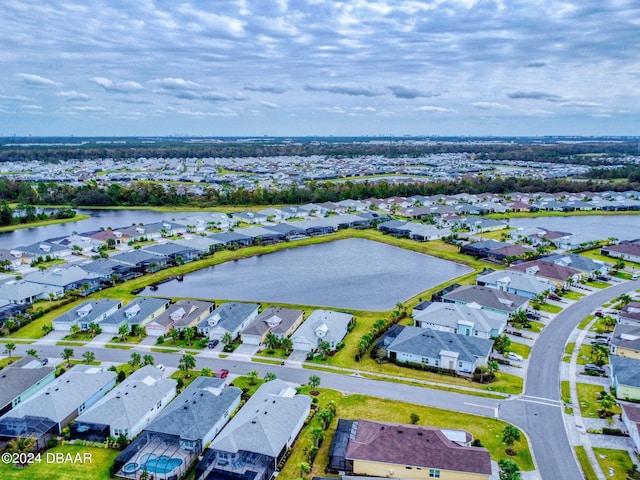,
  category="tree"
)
[61,348,74,366]
[264,372,277,382]
[616,293,632,307]
[26,348,38,358]
[179,354,196,378]
[70,324,81,339]
[6,436,36,466]
[308,374,321,389]
[318,340,331,360]
[498,459,521,480]
[410,413,420,424]
[509,309,528,326]
[492,334,511,354]
[129,352,141,368]
[88,322,99,338]
[487,360,500,377]
[247,370,259,386]
[183,327,195,346]
[4,342,16,360]
[221,331,233,346]
[590,343,609,367]
[118,323,129,342]
[42,323,53,335]
[82,351,95,364]
[142,354,155,366]
[281,337,293,355]
[265,333,280,350]
[133,325,145,339]
[201,367,213,377]
[602,315,617,333]
[168,327,181,344]
[298,461,311,478]
[317,408,334,430]
[502,425,521,455]
[599,392,617,418]
[310,427,325,447]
